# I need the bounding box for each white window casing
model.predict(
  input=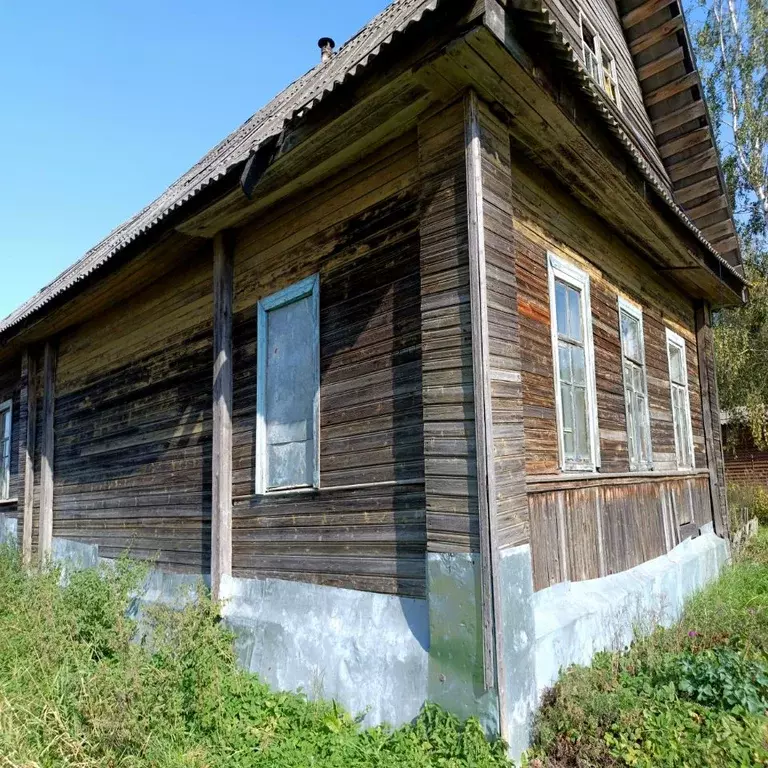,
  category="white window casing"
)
[618,297,653,470]
[256,274,320,494]
[0,400,11,500]
[665,328,696,470]
[548,253,600,472]
[579,13,622,110]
